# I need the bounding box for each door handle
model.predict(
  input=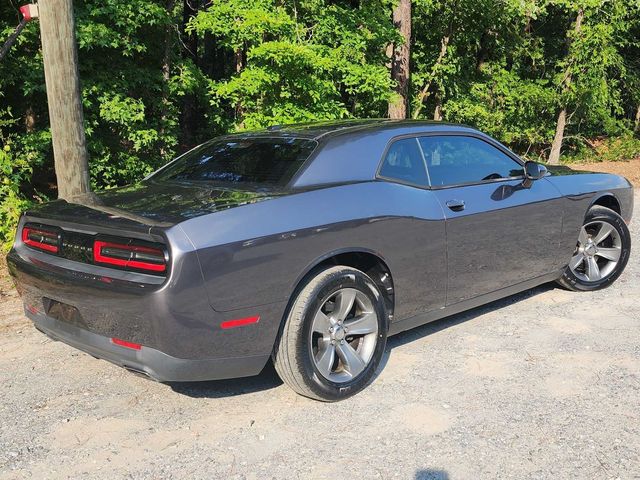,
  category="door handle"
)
[445,199,465,212]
